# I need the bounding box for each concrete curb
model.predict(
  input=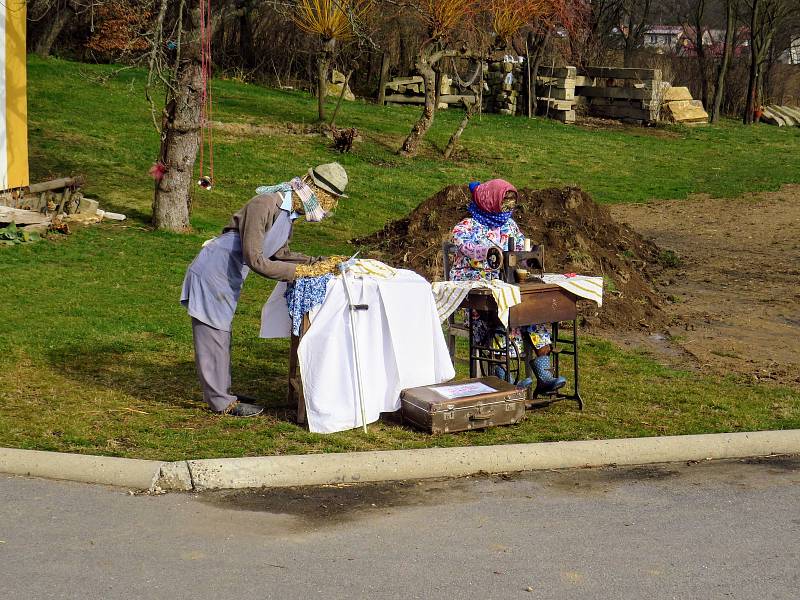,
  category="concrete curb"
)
[180,430,800,491]
[3,430,799,492]
[0,447,164,490]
